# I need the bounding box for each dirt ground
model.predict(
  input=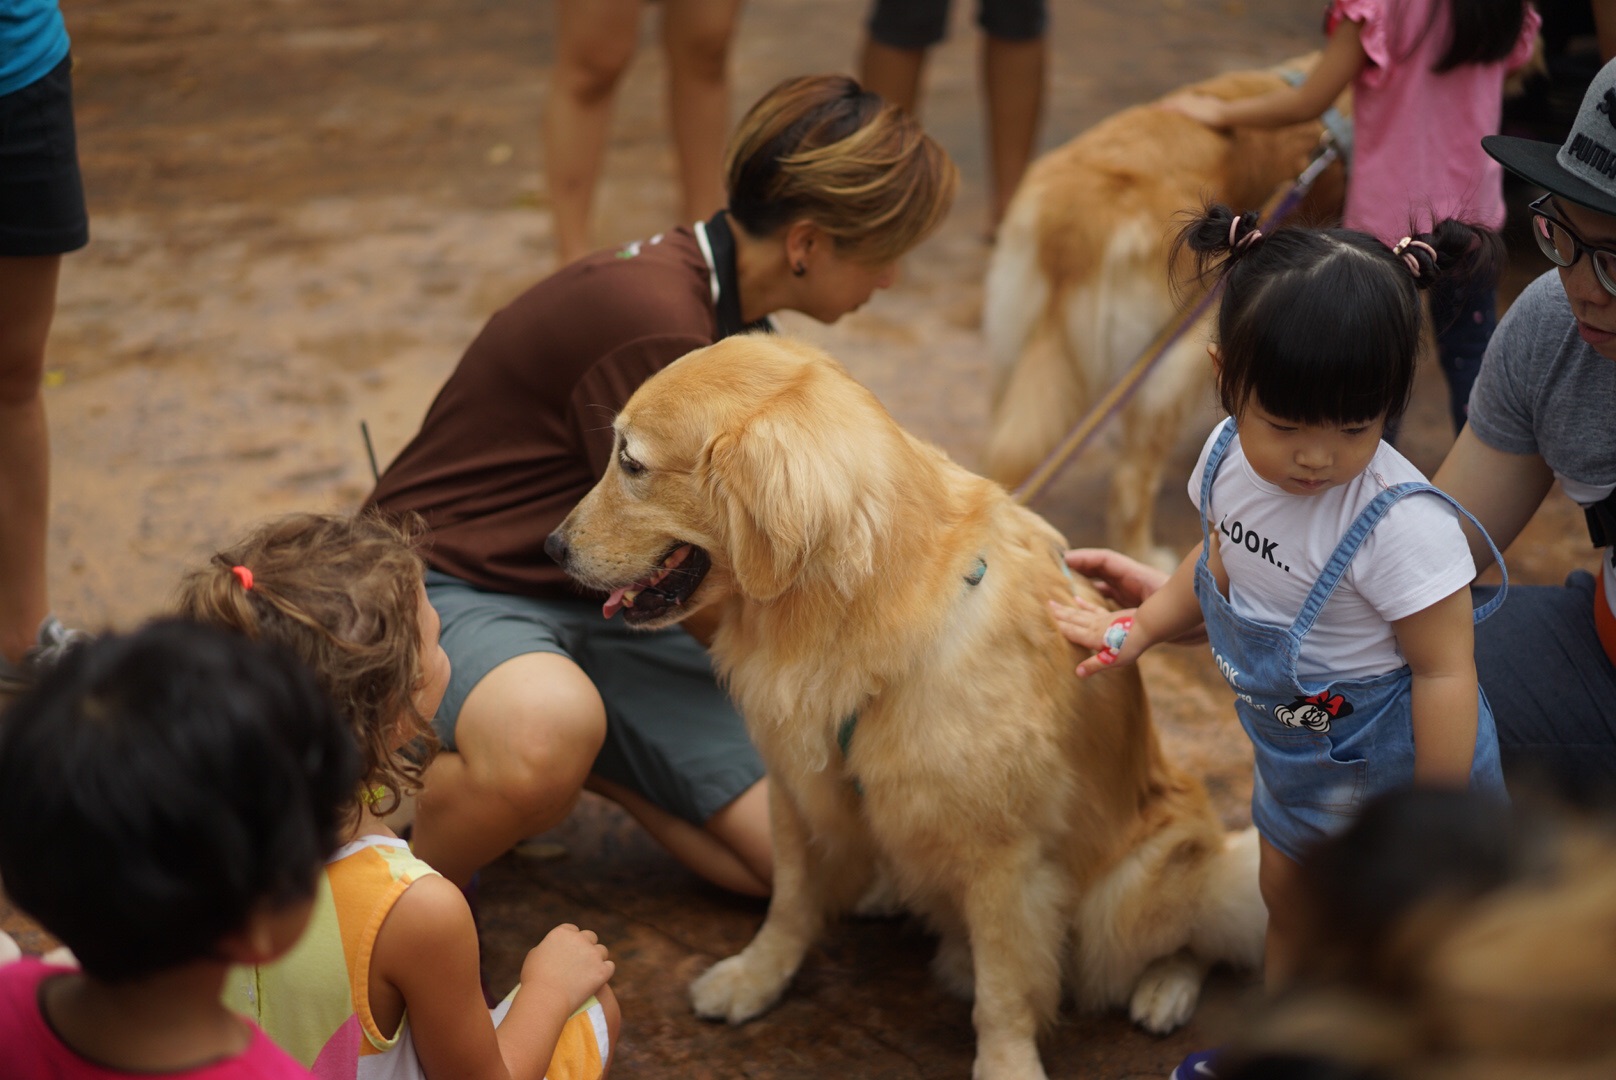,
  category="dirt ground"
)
[2,0,1603,1076]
